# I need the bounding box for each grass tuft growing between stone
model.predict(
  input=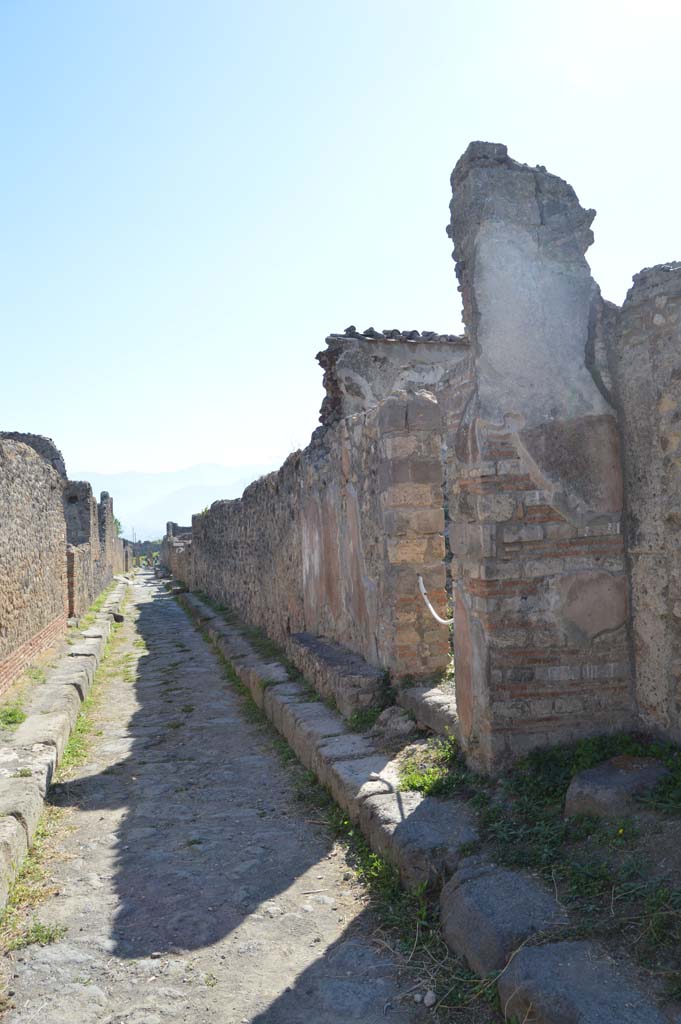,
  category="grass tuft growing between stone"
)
[0,807,67,957]
[401,730,681,1000]
[0,703,27,728]
[59,595,129,776]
